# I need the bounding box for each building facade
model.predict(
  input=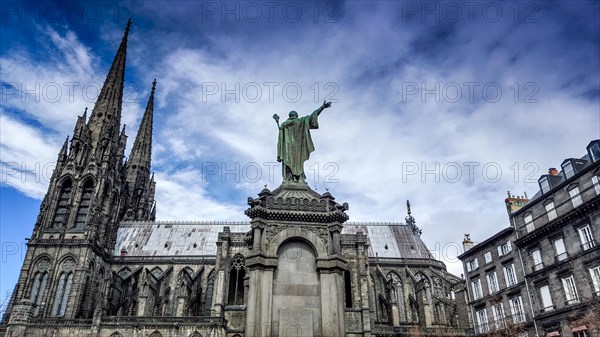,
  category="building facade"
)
[1,21,471,337]
[458,228,532,337]
[460,141,600,337]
